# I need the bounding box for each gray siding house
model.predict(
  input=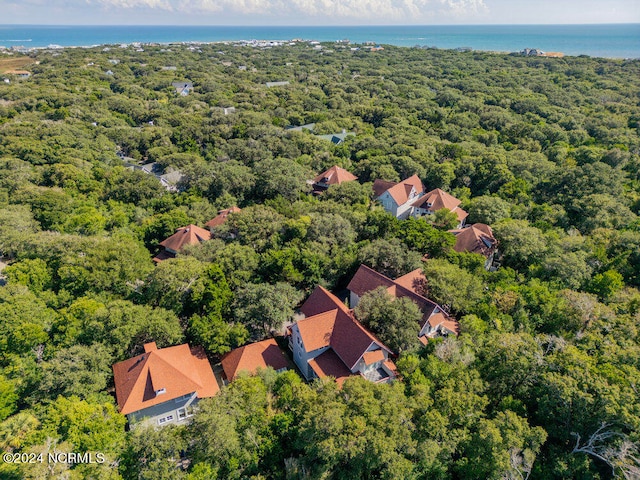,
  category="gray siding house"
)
[112,342,219,427]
